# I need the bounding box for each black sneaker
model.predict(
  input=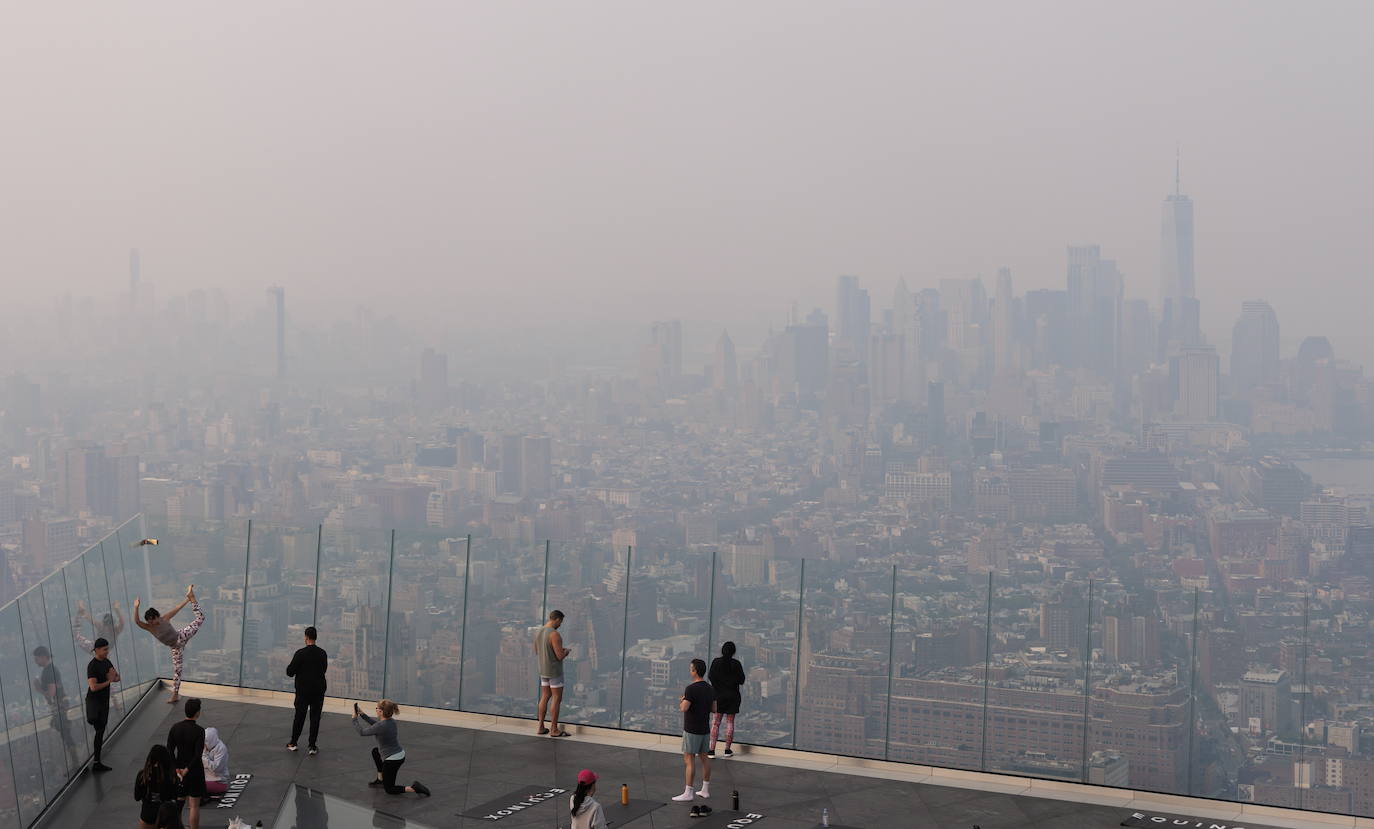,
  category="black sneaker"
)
[707,749,715,757]
[286,743,298,752]
[723,748,734,757]
[307,746,318,756]
[91,762,112,773]
[368,778,384,787]
[690,806,702,818]
[698,805,713,816]
[412,781,431,797]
